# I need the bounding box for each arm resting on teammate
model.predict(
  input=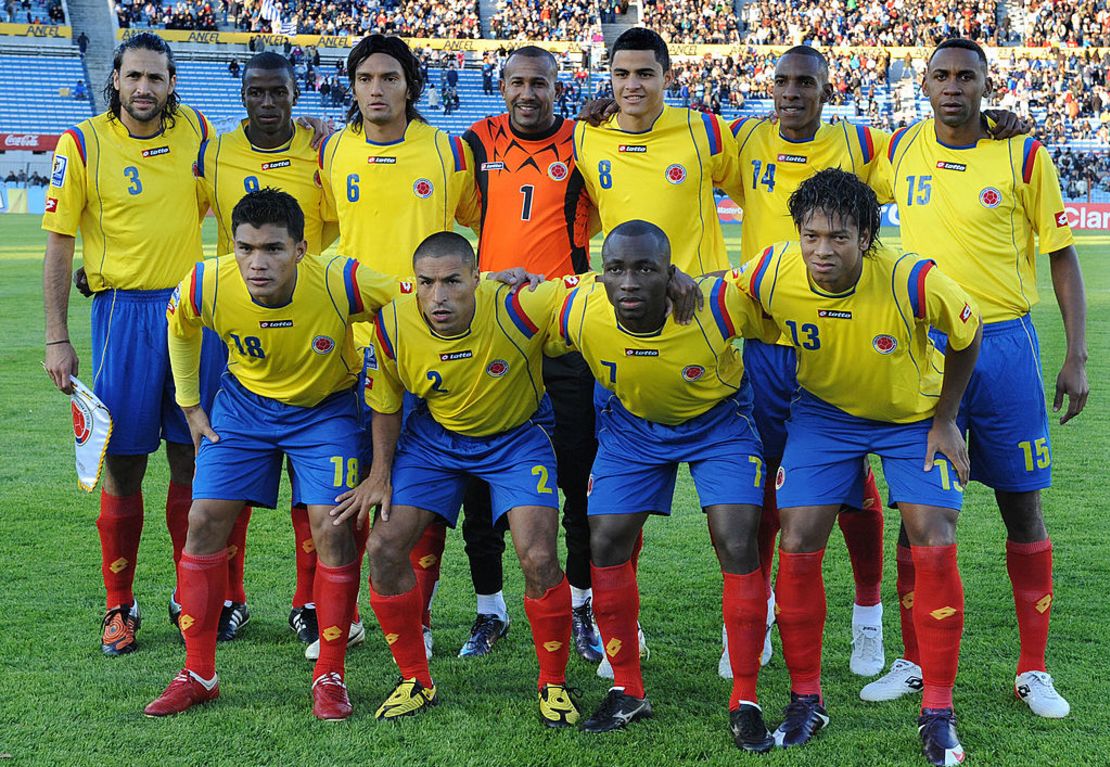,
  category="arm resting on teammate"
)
[331,408,401,529]
[926,323,982,487]
[1048,244,1088,424]
[165,312,215,452]
[43,231,78,394]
